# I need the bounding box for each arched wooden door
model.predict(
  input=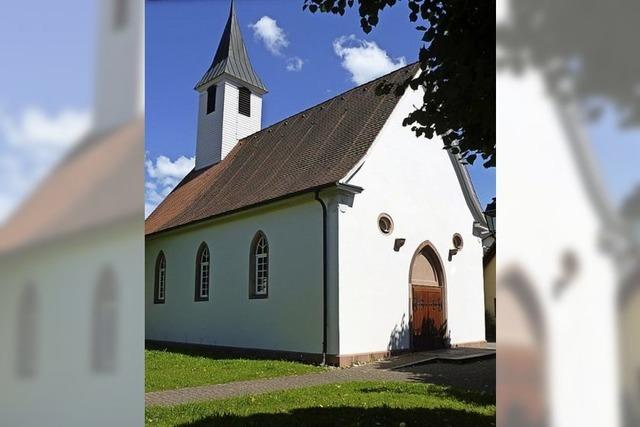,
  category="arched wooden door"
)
[498,267,547,427]
[409,243,447,350]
